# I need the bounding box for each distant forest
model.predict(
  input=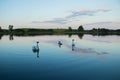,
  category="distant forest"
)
[0,25,120,36]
